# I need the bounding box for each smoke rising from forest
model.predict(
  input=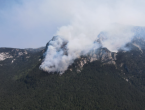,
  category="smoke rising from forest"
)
[40,0,145,73]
